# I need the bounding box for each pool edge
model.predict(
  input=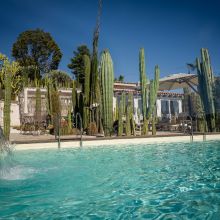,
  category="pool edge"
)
[14,134,220,151]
